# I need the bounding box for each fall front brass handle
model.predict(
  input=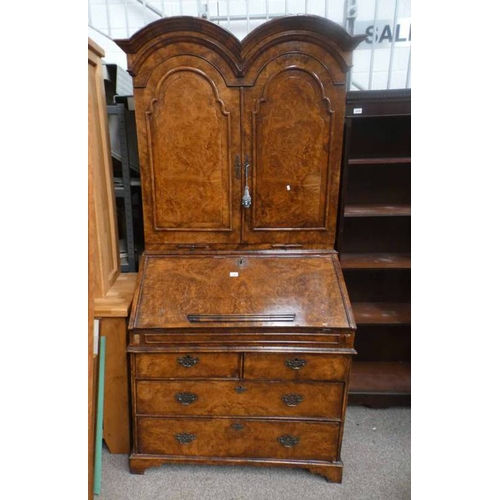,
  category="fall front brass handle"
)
[234,385,248,394]
[176,392,198,405]
[175,433,196,444]
[278,435,300,448]
[282,394,304,407]
[285,357,307,370]
[177,355,199,368]
[187,313,295,323]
